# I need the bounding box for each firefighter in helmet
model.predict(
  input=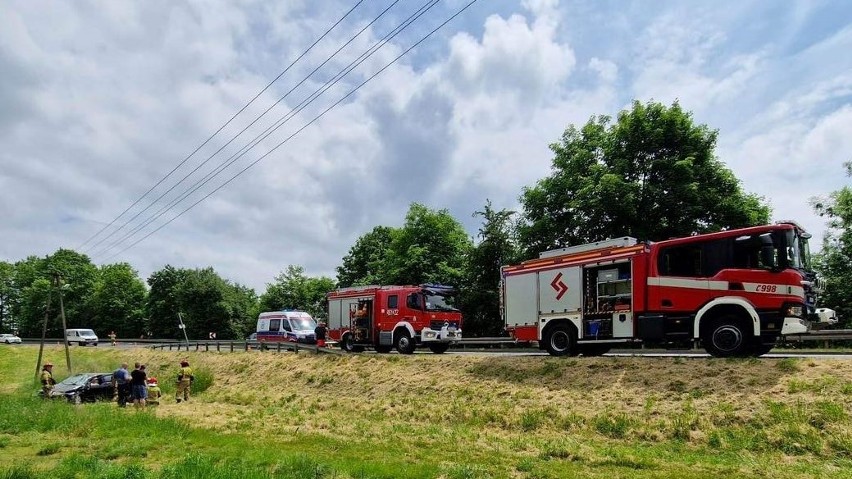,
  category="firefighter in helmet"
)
[175,360,193,403]
[40,362,56,398]
[146,377,162,405]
